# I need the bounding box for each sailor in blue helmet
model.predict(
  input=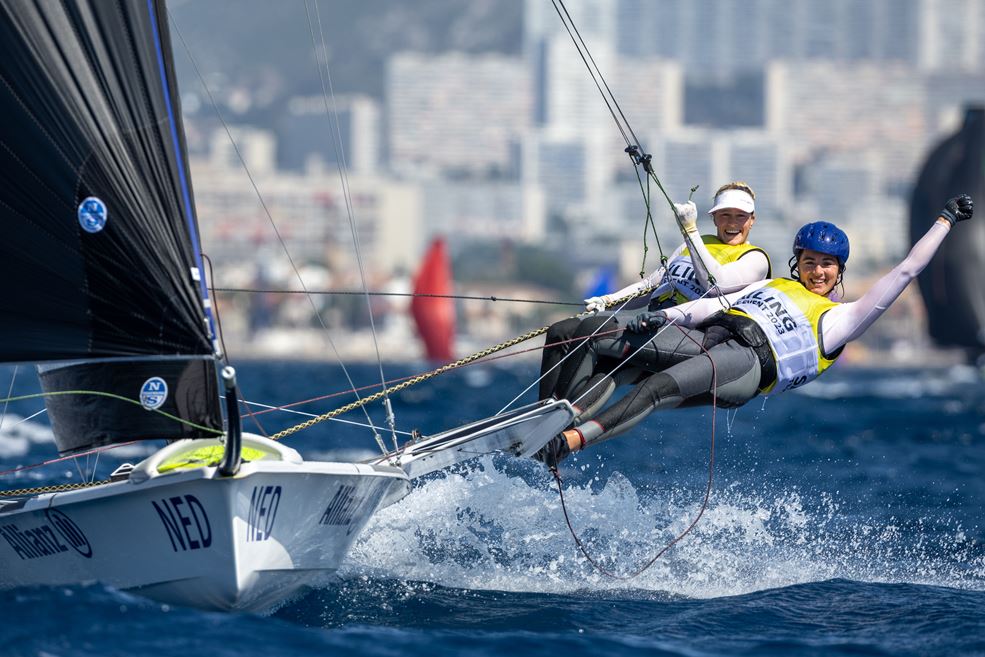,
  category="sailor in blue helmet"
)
[536,195,974,466]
